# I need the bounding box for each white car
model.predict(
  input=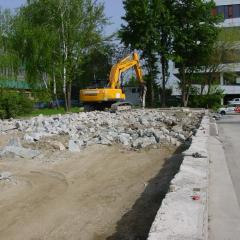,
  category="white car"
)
[218,104,240,115]
[228,98,240,104]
